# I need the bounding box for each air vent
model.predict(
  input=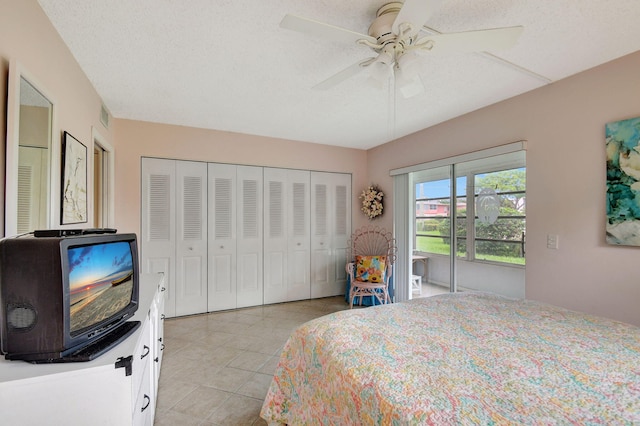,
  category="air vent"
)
[100,104,110,128]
